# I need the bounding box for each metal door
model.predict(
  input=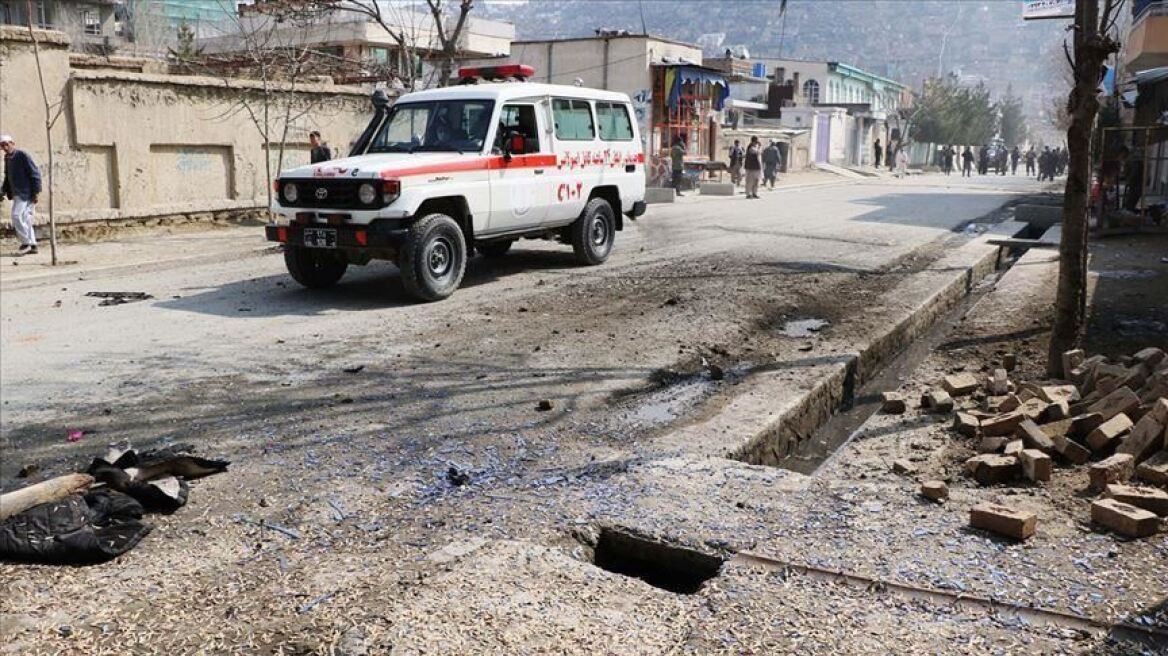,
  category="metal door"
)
[815,115,831,163]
